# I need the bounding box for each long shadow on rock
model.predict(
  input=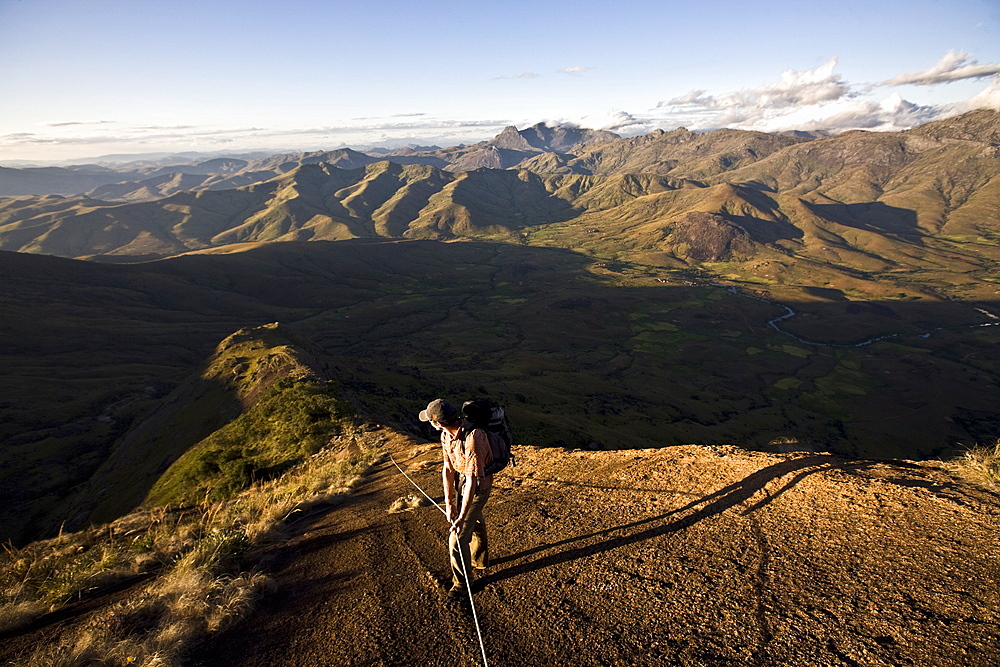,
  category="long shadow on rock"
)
[487,455,877,585]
